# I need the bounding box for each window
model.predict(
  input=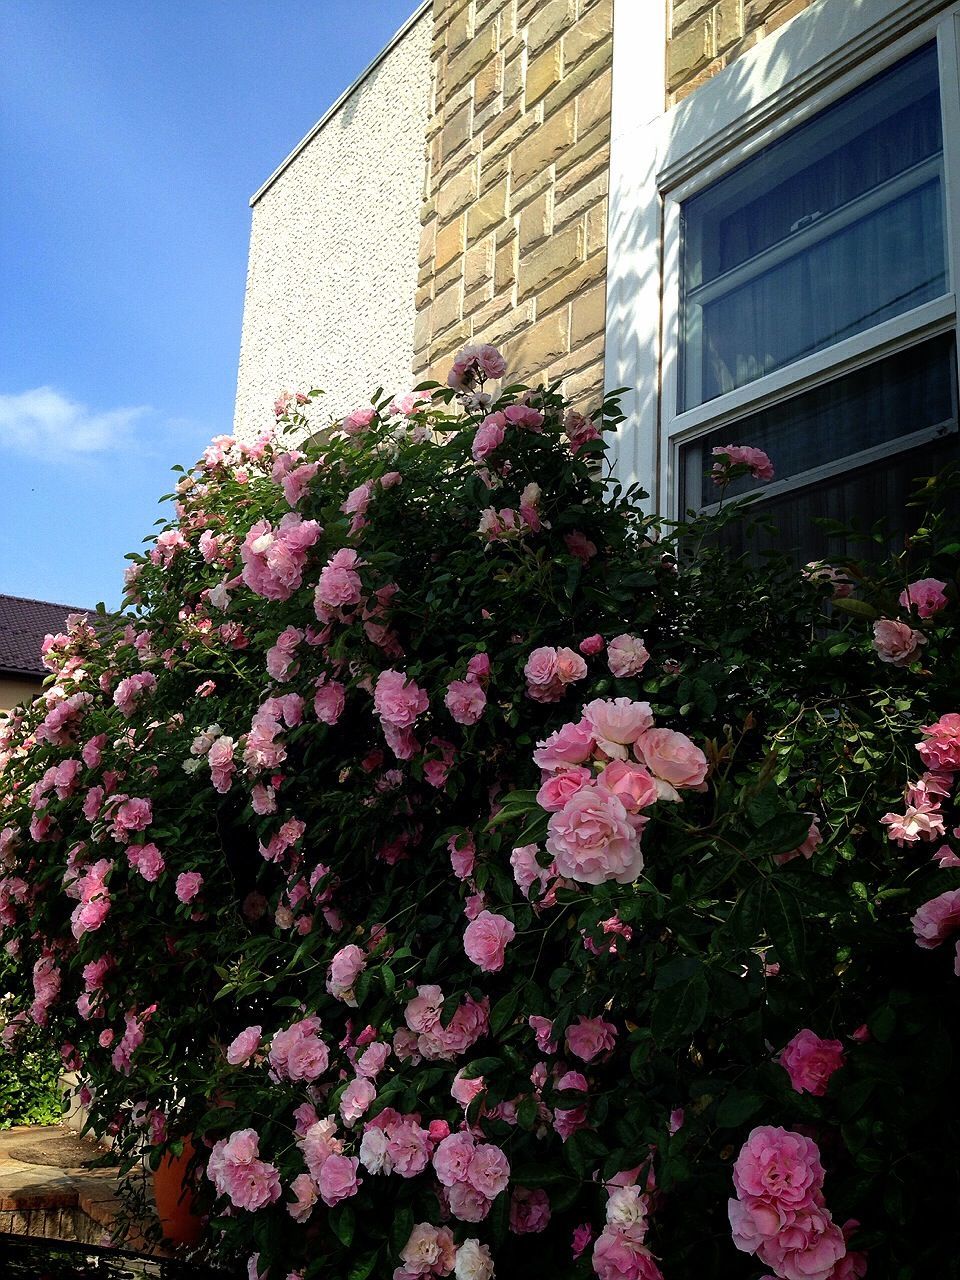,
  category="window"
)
[605,0,960,564]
